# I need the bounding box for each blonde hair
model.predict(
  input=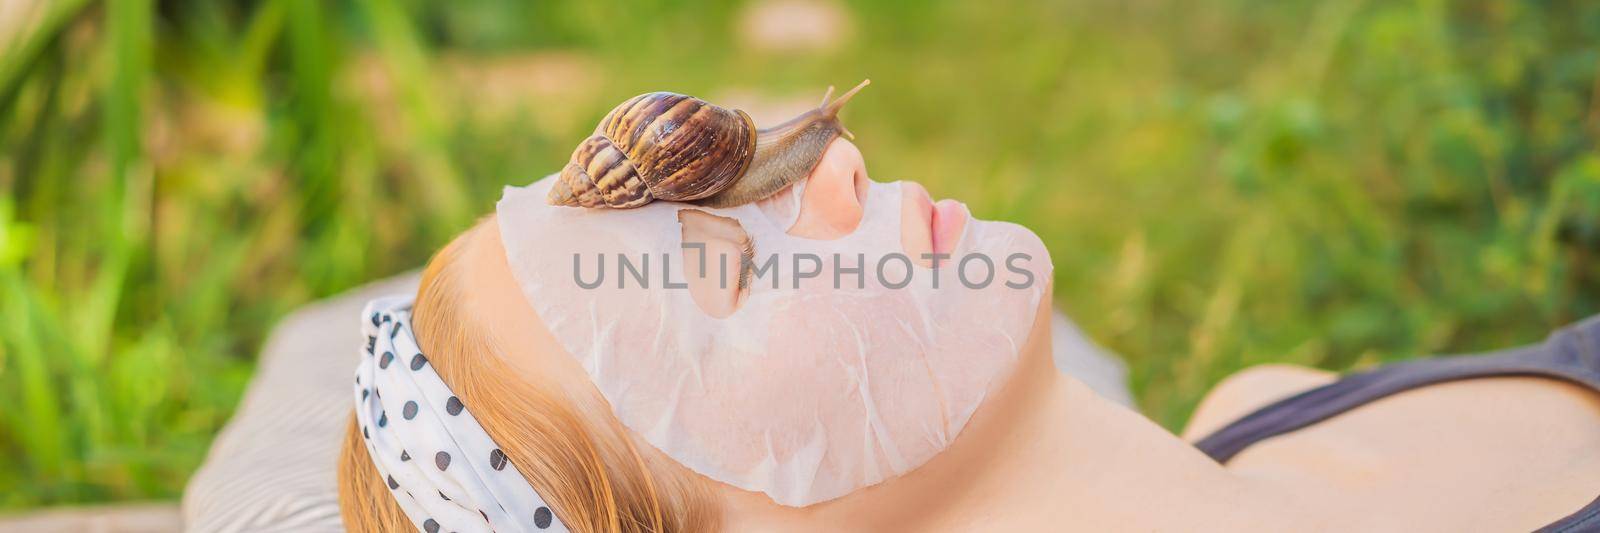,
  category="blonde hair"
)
[337,219,718,532]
